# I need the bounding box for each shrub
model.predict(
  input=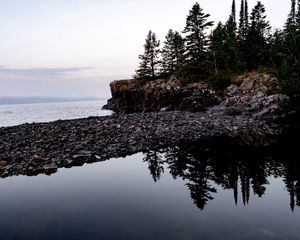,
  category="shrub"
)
[208,74,231,90]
